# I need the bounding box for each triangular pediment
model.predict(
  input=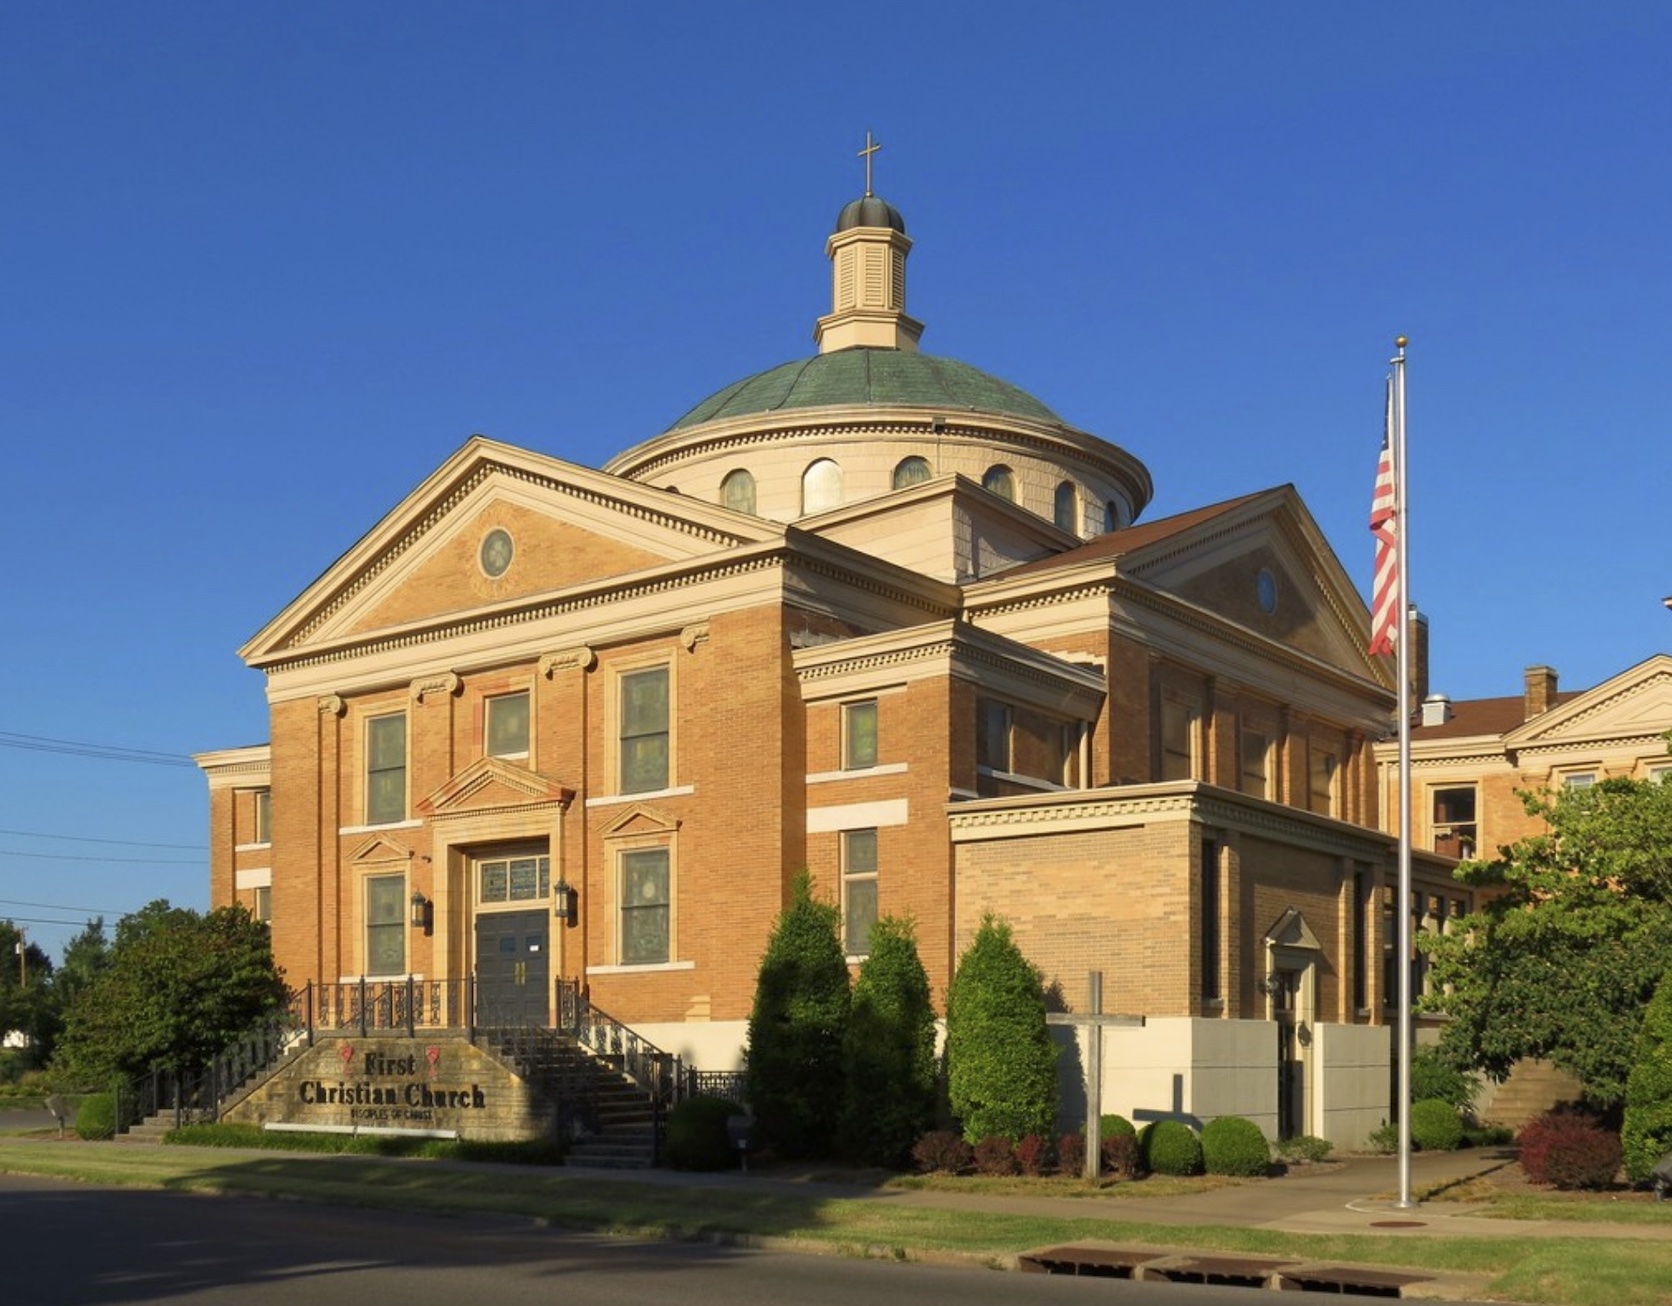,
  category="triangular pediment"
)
[1119,488,1379,681]
[1506,655,1672,749]
[240,437,781,665]
[1264,908,1321,951]
[350,835,413,866]
[418,757,573,818]
[599,803,682,840]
